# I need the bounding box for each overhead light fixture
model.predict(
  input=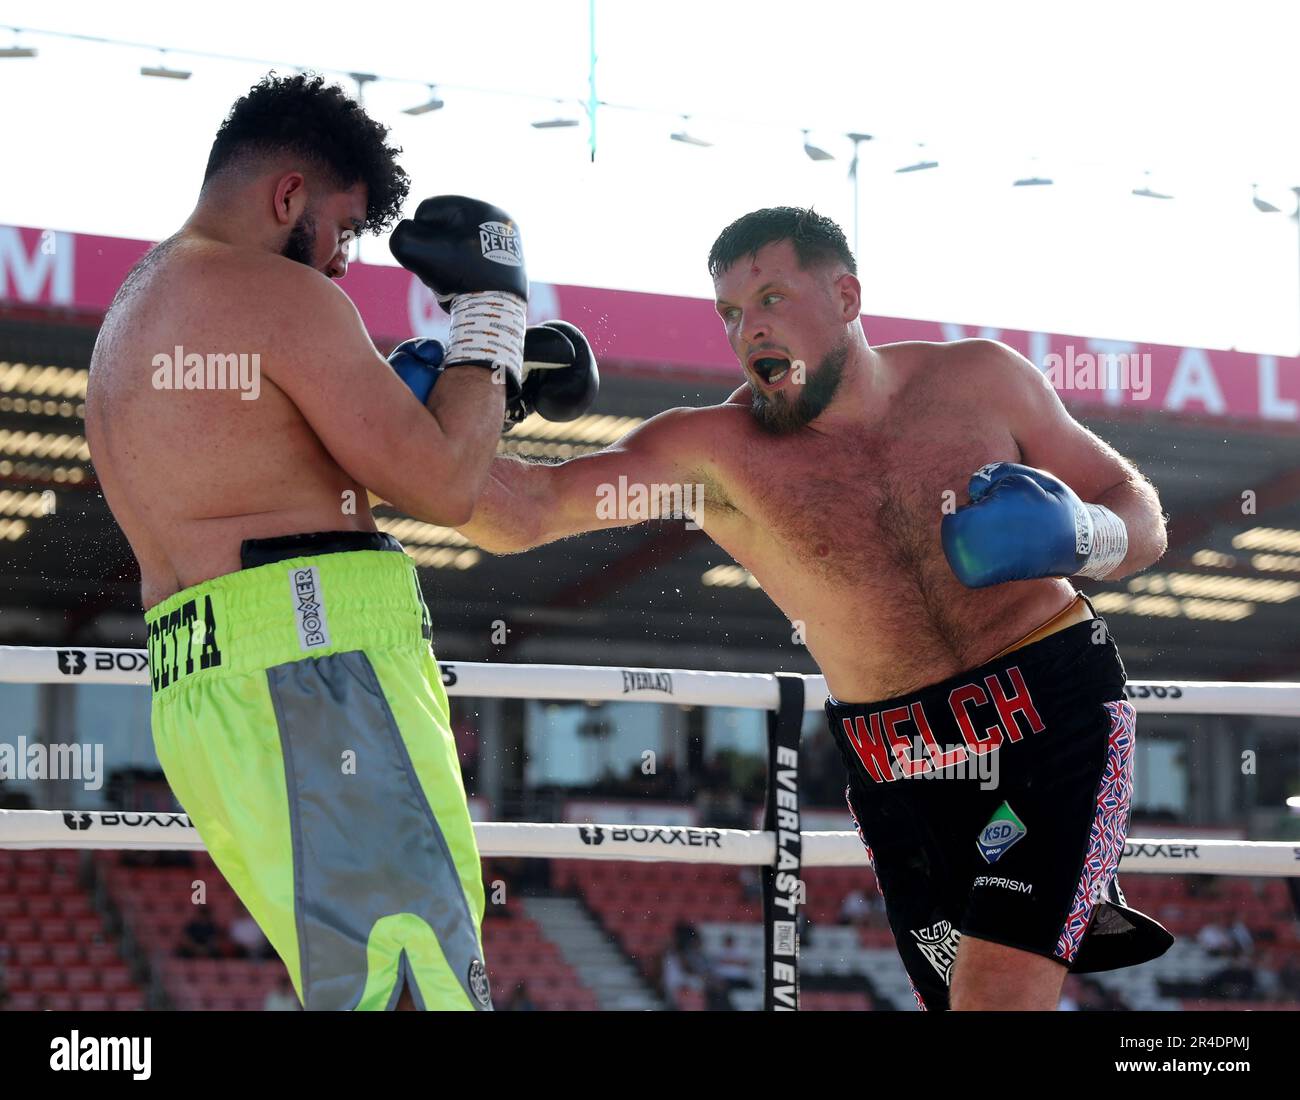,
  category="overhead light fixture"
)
[803,130,833,161]
[141,63,191,79]
[896,144,938,173]
[1190,549,1237,569]
[0,45,37,59]
[1234,527,1300,553]
[403,85,444,115]
[1252,553,1300,574]
[1132,171,1172,200]
[671,116,711,147]
[1128,570,1300,603]
[532,117,580,129]
[1013,175,1053,187]
[141,50,190,79]
[1251,183,1281,213]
